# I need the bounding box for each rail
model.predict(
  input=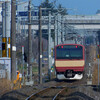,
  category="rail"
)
[25,82,65,100]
